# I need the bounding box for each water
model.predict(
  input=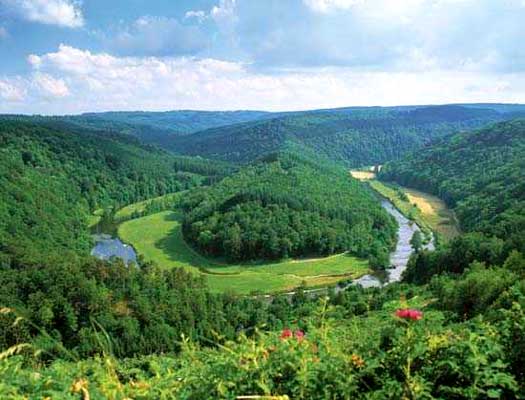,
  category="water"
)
[91,234,137,265]
[352,199,434,288]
